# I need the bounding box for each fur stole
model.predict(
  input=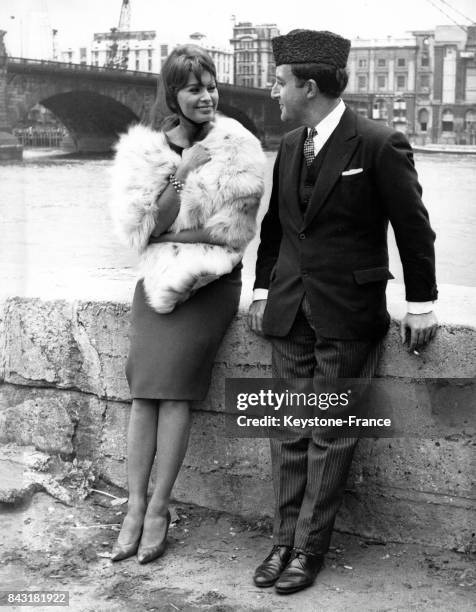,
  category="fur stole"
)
[110,116,266,313]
